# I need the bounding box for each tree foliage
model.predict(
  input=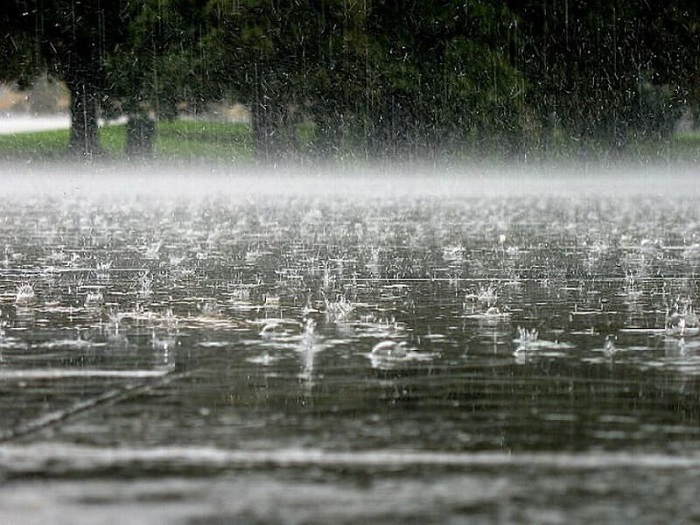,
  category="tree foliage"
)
[509,0,700,154]
[1,1,131,155]
[1,0,699,160]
